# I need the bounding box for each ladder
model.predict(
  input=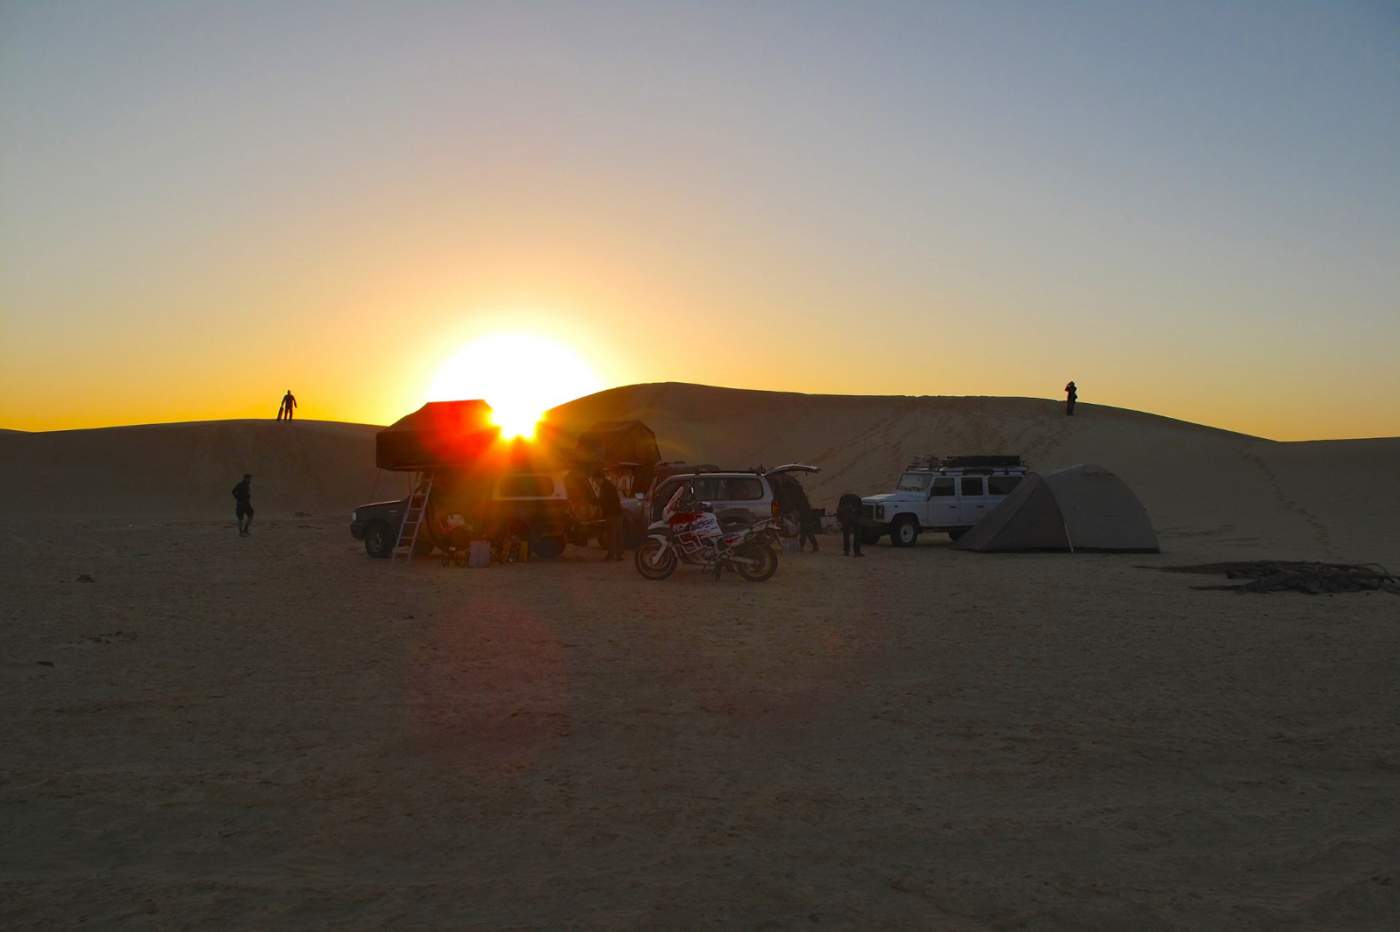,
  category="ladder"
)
[394,472,434,560]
